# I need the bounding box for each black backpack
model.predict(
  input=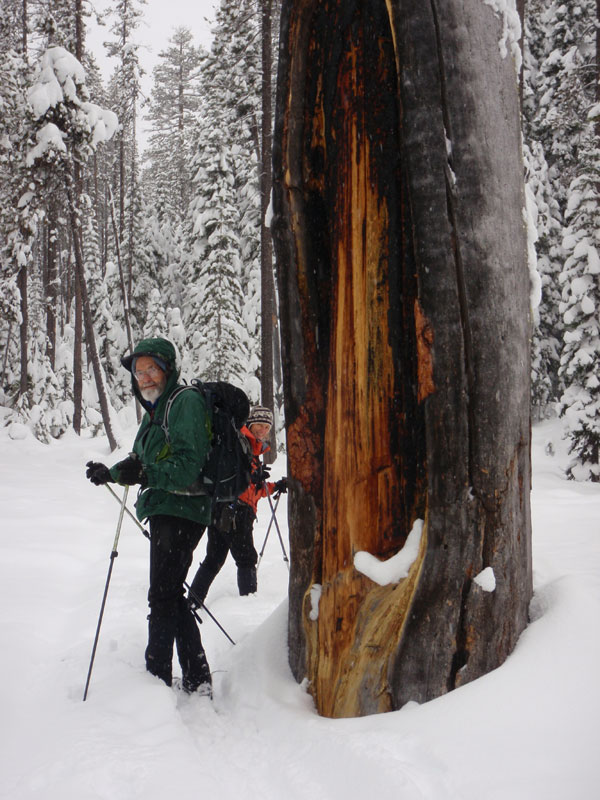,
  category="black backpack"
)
[160,379,253,506]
